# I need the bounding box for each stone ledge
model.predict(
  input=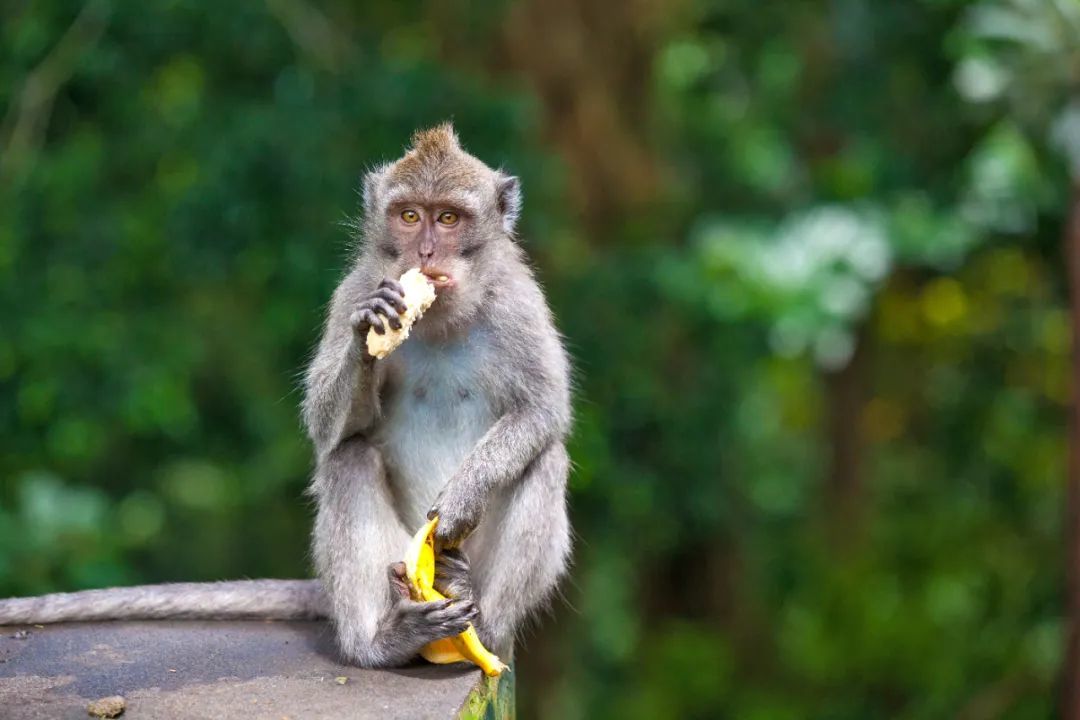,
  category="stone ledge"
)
[0,621,512,719]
